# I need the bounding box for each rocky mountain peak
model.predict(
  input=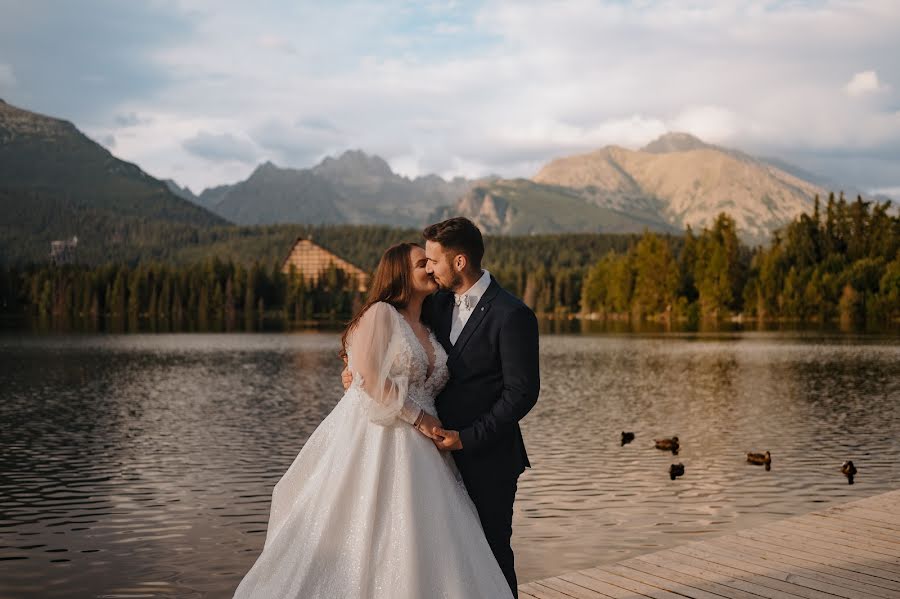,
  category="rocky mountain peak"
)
[0,98,77,142]
[530,134,828,243]
[313,149,394,180]
[641,132,712,154]
[247,160,286,179]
